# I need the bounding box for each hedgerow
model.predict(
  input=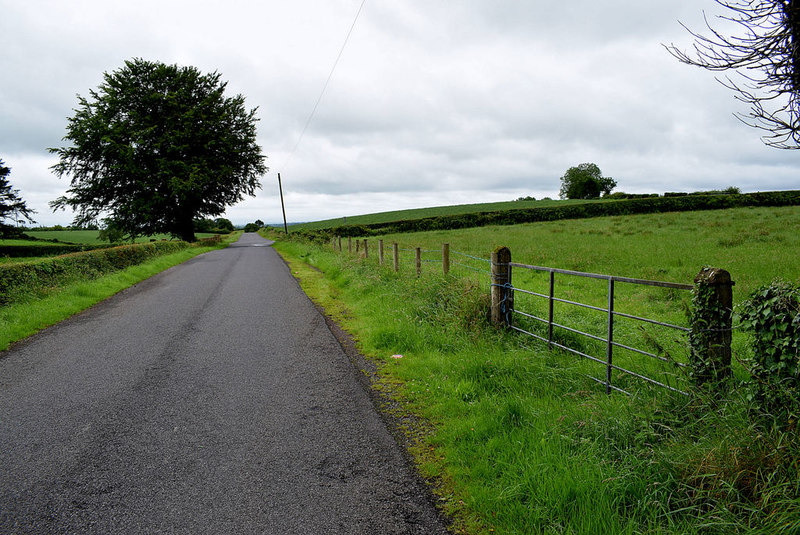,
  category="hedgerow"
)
[739,279,800,428]
[0,241,189,305]
[321,190,800,237]
[0,243,109,258]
